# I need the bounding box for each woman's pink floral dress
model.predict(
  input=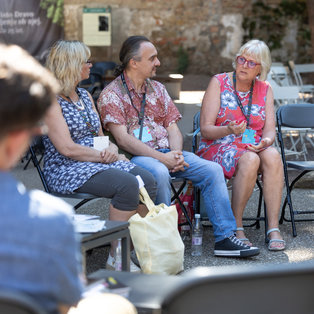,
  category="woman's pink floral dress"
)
[197,73,270,179]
